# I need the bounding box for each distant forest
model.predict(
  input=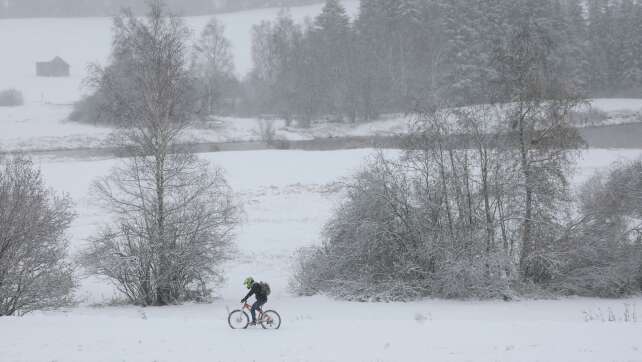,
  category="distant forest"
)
[71,0,642,126]
[0,0,321,18]
[239,0,642,123]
